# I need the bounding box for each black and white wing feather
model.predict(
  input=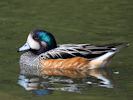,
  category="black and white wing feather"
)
[39,43,125,59]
